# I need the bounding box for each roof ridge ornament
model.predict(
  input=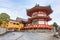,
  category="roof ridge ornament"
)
[46,5,51,8]
[35,3,39,6]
